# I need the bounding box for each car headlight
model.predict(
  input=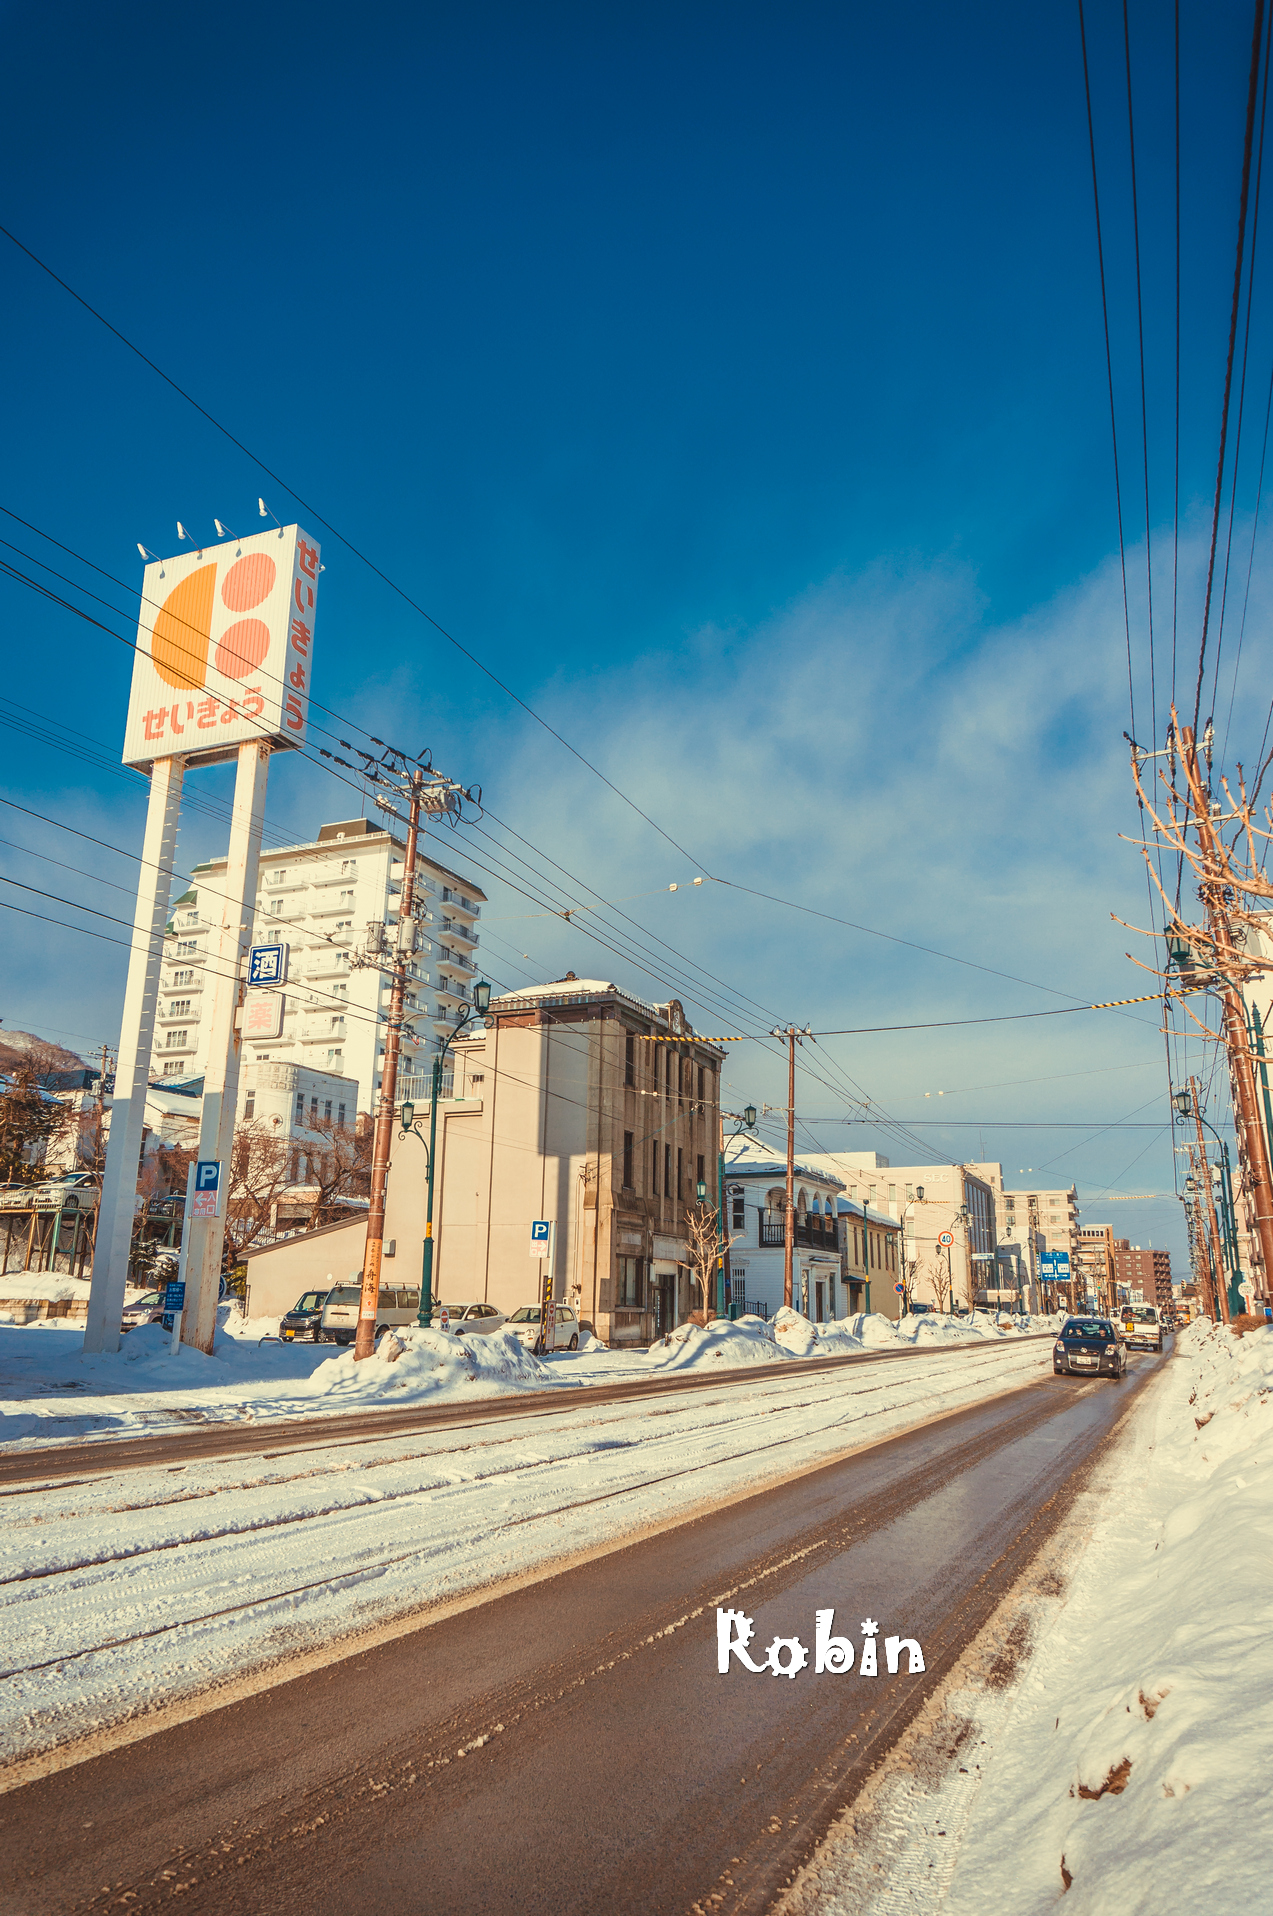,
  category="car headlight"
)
[1105,1344,1117,1354]
[1054,1341,1065,1353]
